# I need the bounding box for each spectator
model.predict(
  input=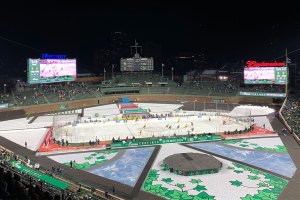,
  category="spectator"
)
[104,191,109,199]
[112,186,115,195]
